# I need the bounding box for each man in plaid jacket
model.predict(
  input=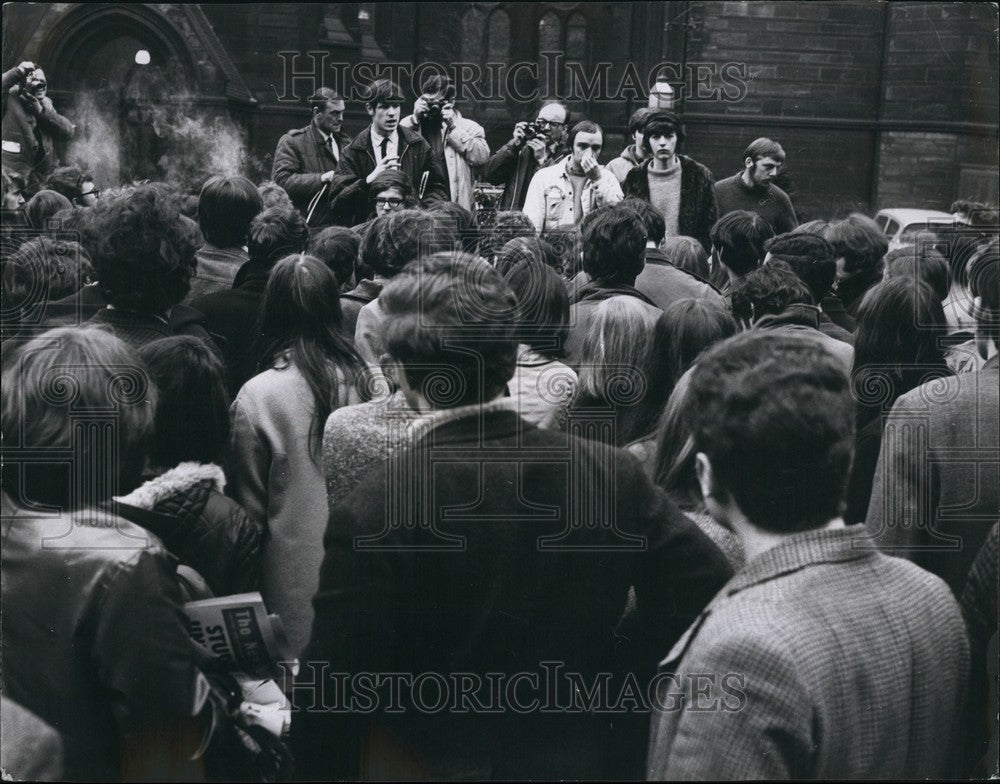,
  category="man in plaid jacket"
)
[646,331,969,780]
